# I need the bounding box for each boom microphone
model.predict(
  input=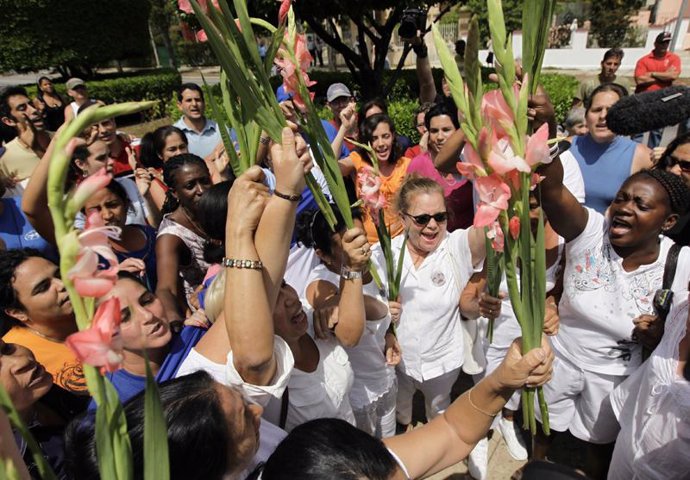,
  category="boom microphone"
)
[606,85,690,136]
